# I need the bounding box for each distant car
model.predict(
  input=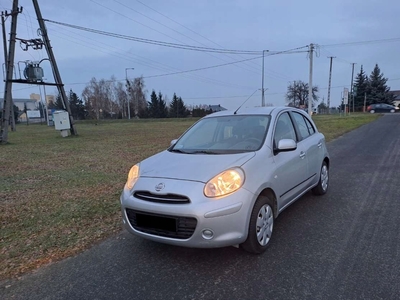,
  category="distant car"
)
[120,107,330,254]
[367,103,397,113]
